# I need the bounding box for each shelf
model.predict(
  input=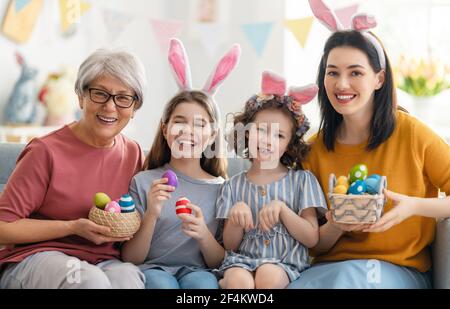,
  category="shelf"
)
[0,125,61,143]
